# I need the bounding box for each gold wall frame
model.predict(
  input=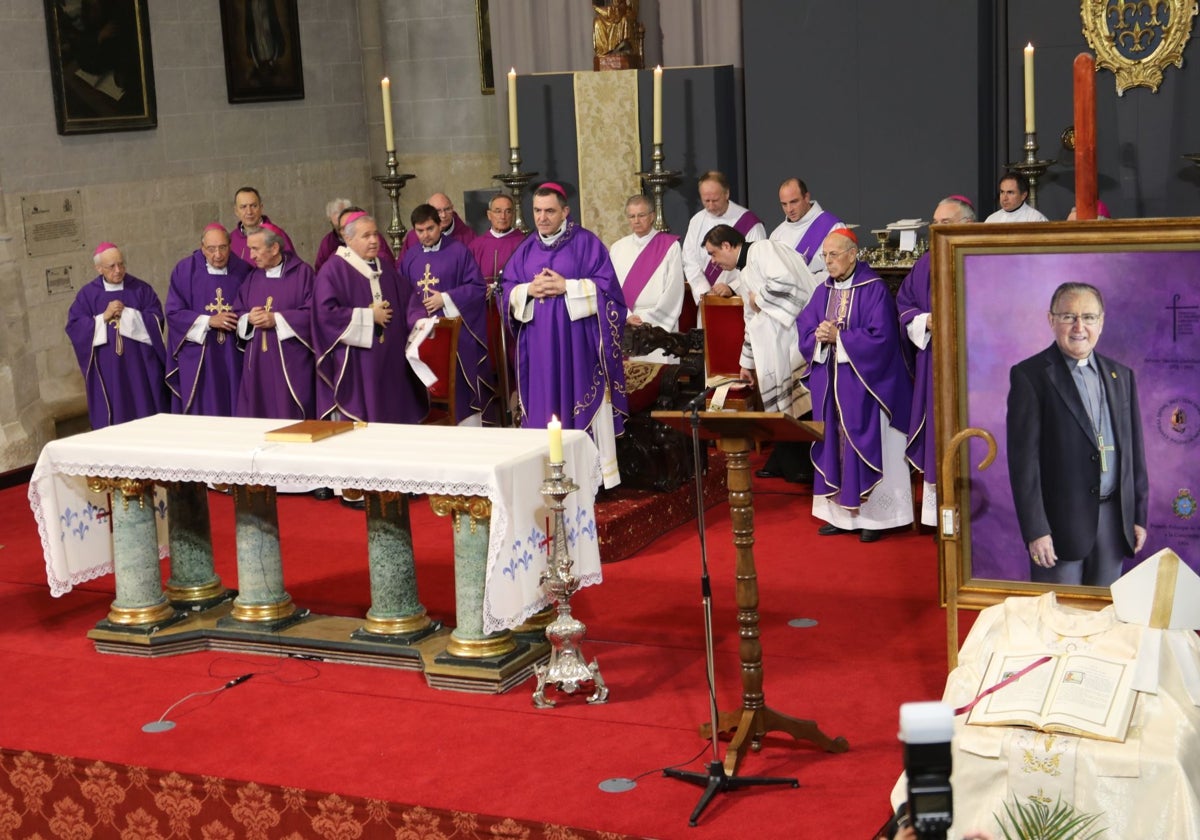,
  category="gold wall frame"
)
[1081,0,1199,94]
[932,218,1200,623]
